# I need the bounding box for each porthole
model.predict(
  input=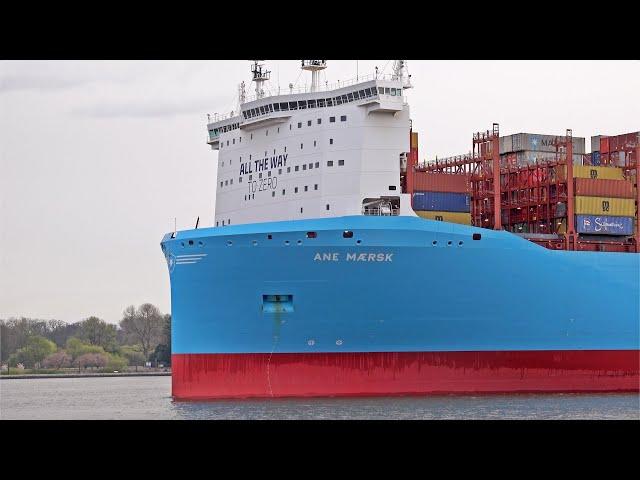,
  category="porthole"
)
[181,242,185,248]
[356,240,362,244]
[252,240,258,246]
[226,240,233,246]
[284,240,290,246]
[297,240,302,245]
[432,240,438,246]
[447,241,452,246]
[188,240,194,246]
[198,241,204,247]
[458,241,464,246]
[267,234,273,240]
[343,231,354,239]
